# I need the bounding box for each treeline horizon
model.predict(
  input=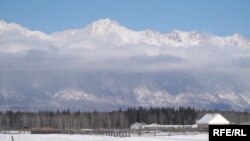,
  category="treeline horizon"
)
[0,107,249,130]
